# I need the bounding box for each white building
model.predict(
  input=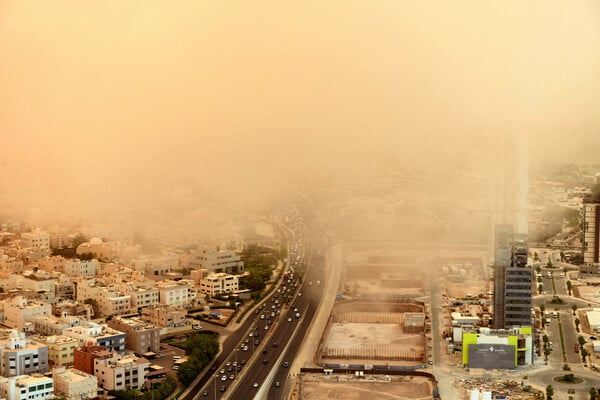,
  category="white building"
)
[21,229,49,249]
[63,323,126,353]
[53,367,98,400]
[64,259,97,277]
[0,374,53,400]
[189,246,244,274]
[94,353,149,391]
[200,273,239,296]
[157,280,194,308]
[587,309,600,332]
[3,297,52,332]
